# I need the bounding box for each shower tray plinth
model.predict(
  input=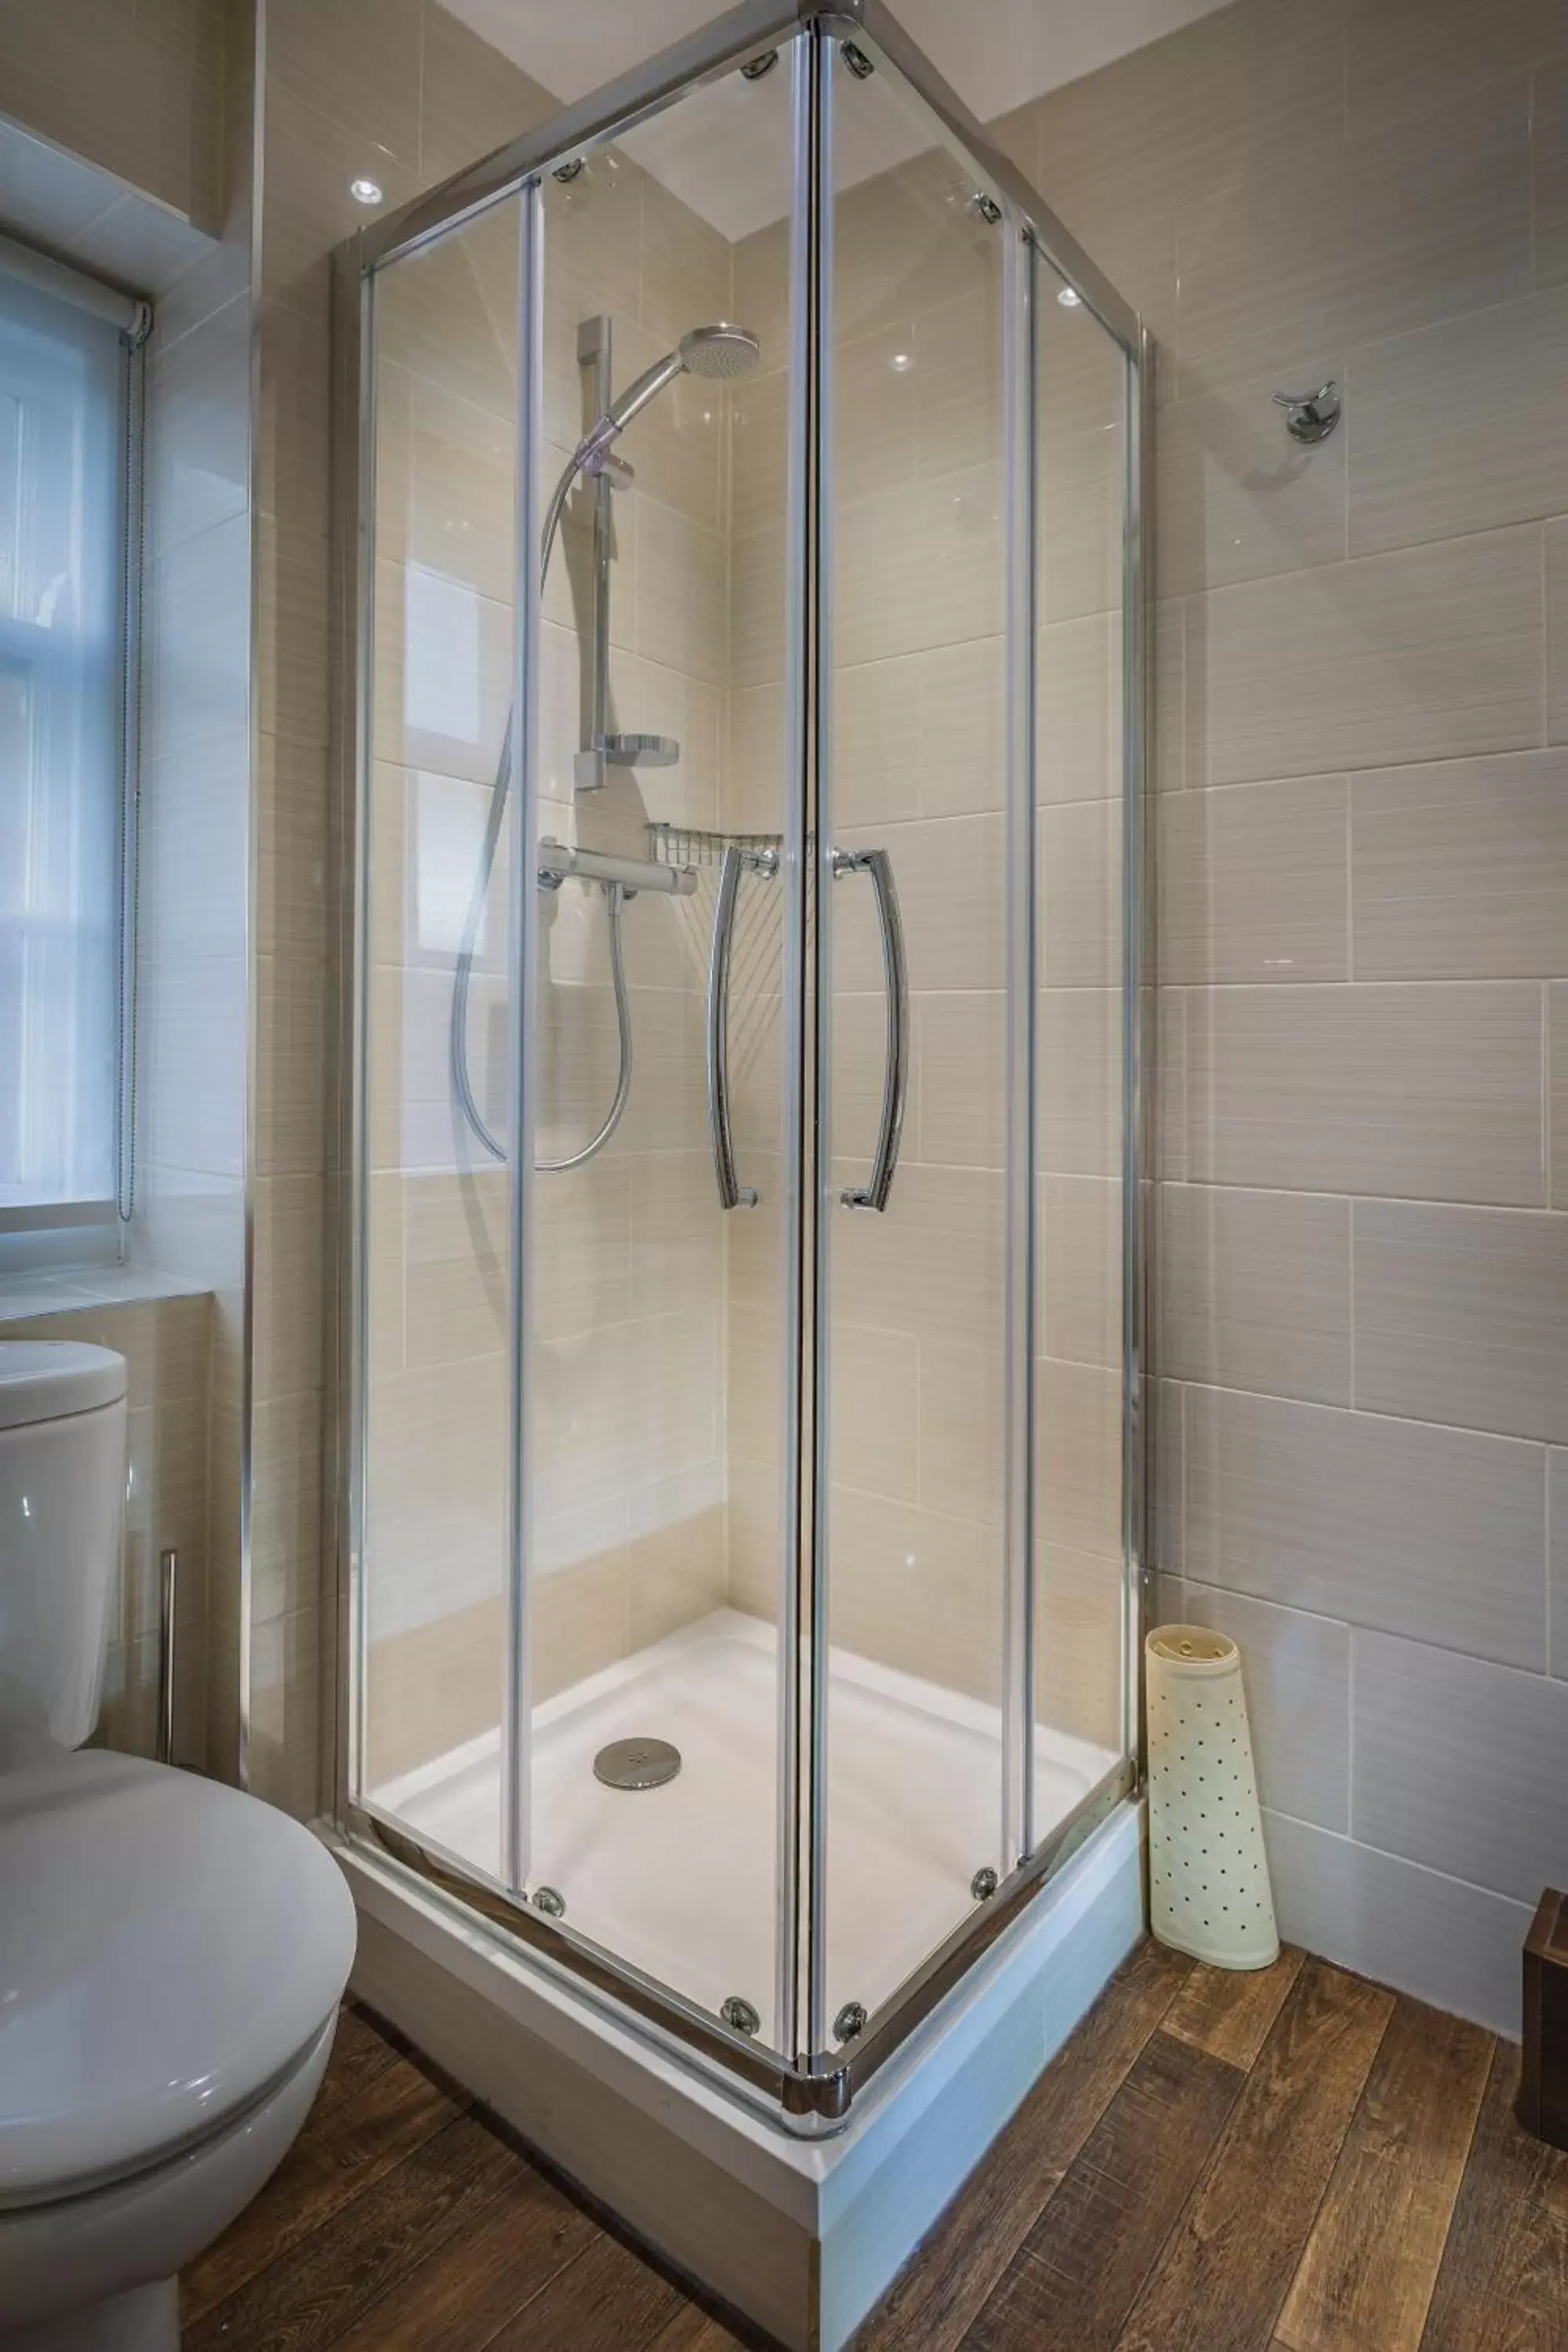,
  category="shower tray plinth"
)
[335,1613,1142,2352]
